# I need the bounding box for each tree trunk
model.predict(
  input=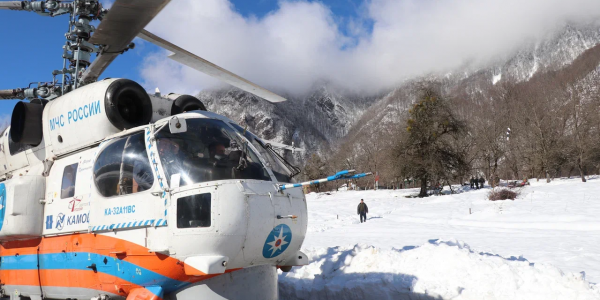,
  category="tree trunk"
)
[491,159,498,188]
[419,176,428,197]
[578,157,587,182]
[446,180,454,194]
[567,166,574,179]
